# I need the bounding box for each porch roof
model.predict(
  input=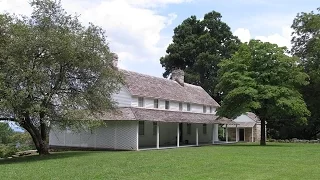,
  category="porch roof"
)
[223,122,256,128]
[91,107,236,125]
